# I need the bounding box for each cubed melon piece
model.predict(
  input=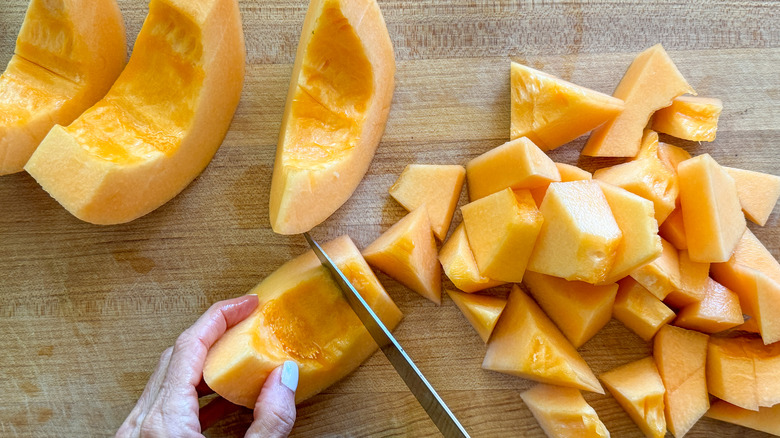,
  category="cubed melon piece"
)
[600,357,666,438]
[446,289,506,343]
[613,277,676,341]
[483,285,603,394]
[652,96,722,142]
[523,271,617,348]
[750,339,780,408]
[725,166,780,226]
[520,384,610,438]
[388,164,466,240]
[659,207,687,250]
[530,162,593,206]
[582,44,694,157]
[657,143,692,175]
[461,188,543,282]
[711,228,780,345]
[438,224,505,293]
[597,181,662,283]
[363,207,441,304]
[678,153,746,263]
[674,278,743,333]
[510,61,625,152]
[466,137,560,201]
[593,130,678,223]
[630,238,681,300]
[706,400,780,436]
[528,180,623,284]
[653,325,710,438]
[664,250,708,309]
[707,337,759,411]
